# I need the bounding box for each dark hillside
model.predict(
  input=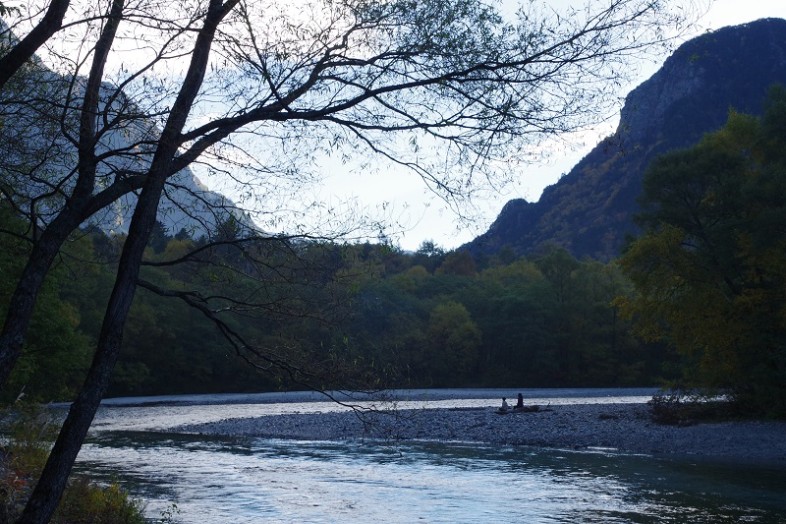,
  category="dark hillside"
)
[466,18,786,261]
